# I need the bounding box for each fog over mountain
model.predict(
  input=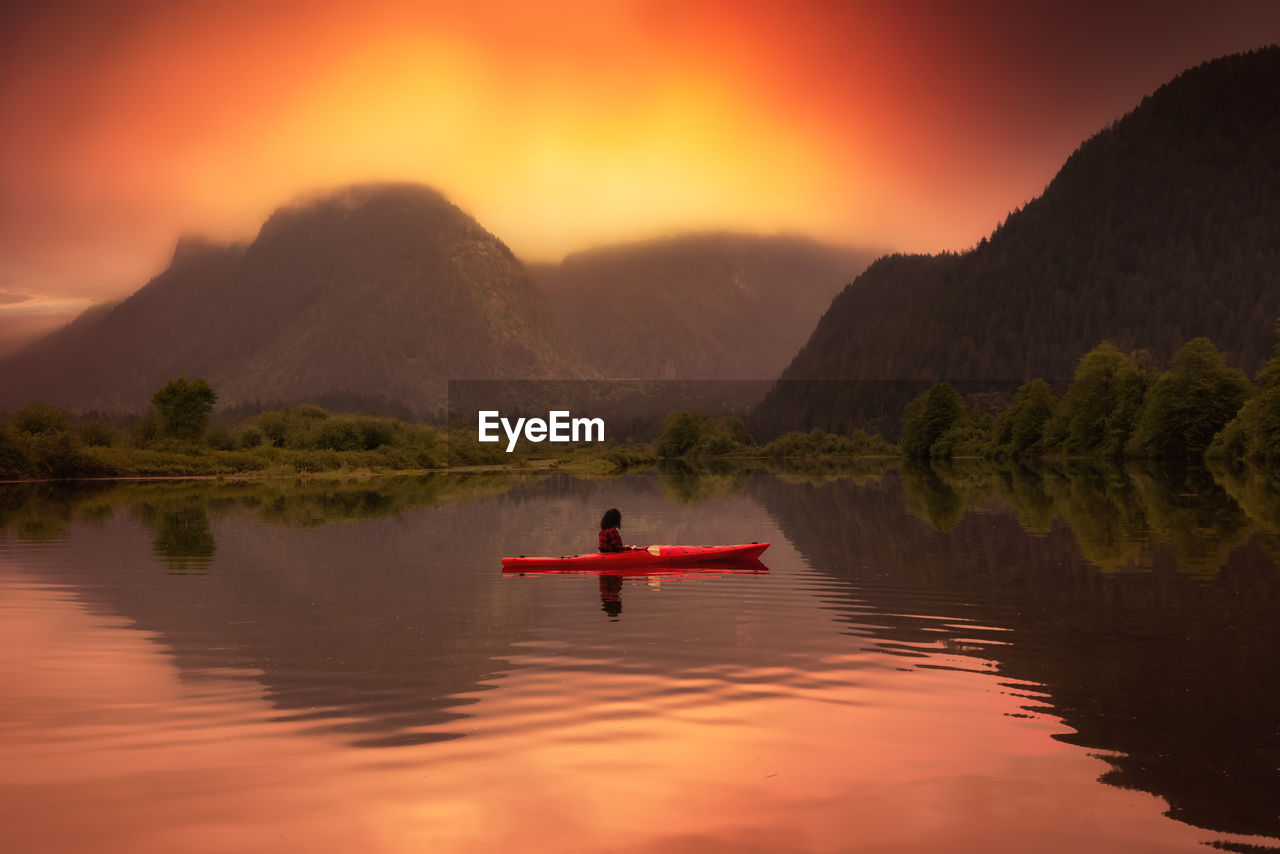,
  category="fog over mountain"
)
[1,188,876,416]
[531,234,876,381]
[0,184,585,414]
